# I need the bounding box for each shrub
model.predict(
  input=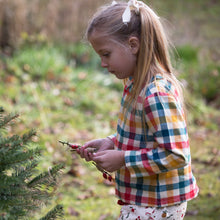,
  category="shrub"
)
[175,45,220,105]
[0,108,64,219]
[5,45,68,81]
